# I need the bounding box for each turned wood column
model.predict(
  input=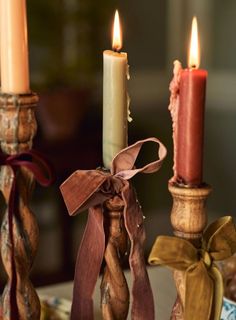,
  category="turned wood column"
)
[0,93,40,320]
[101,195,129,320]
[169,183,211,320]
